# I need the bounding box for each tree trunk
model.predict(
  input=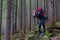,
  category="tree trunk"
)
[11,0,18,34]
[47,0,55,24]
[16,0,22,39]
[13,0,17,34]
[29,0,31,31]
[5,0,11,40]
[20,0,26,40]
[0,0,2,39]
[21,0,25,32]
[11,0,15,35]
